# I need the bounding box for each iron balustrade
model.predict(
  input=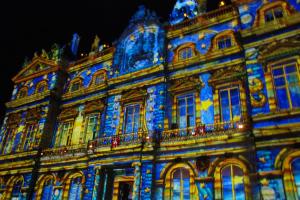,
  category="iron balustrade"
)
[88,131,145,149]
[160,121,247,142]
[41,144,87,157]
